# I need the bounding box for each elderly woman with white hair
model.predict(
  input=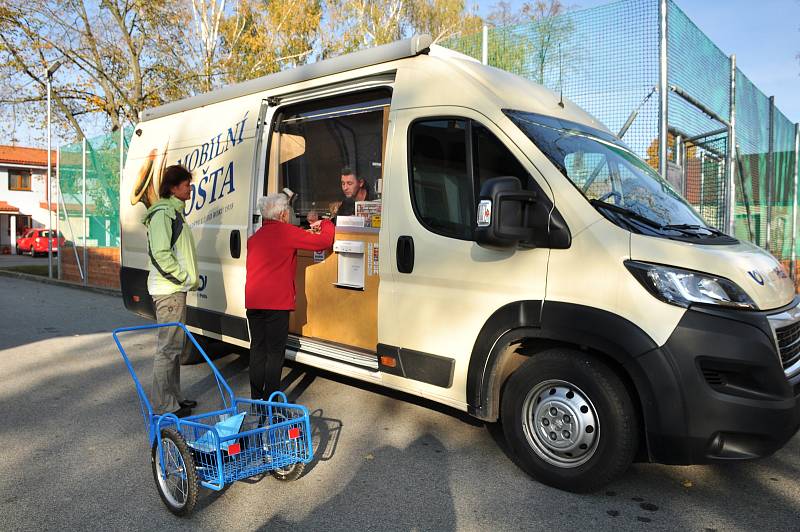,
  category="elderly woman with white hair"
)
[245,193,334,400]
